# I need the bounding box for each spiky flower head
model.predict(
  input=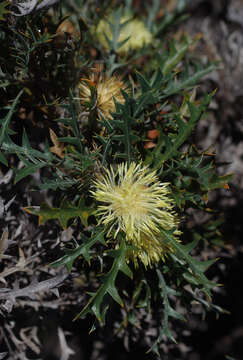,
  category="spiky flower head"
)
[95,15,152,54]
[91,162,180,267]
[79,73,127,120]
